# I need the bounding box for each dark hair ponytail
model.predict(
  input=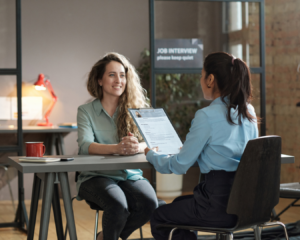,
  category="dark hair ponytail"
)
[204,52,257,125]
